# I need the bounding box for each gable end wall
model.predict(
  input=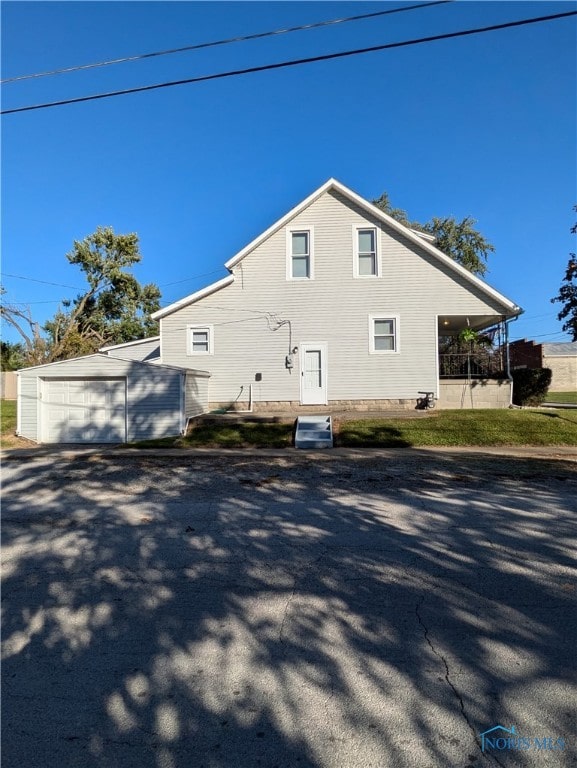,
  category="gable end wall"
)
[160,190,511,406]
